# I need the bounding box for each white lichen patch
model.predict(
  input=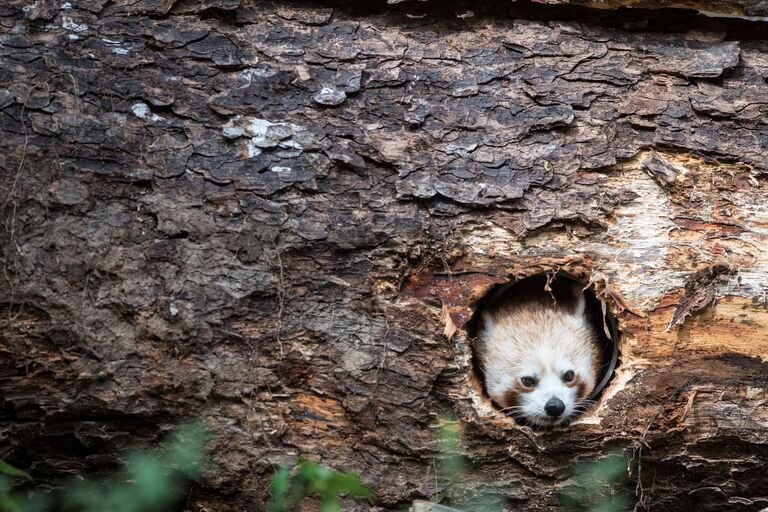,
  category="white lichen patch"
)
[222,126,245,139]
[245,140,261,158]
[101,38,131,55]
[238,67,279,84]
[61,16,87,32]
[130,102,165,123]
[131,102,149,118]
[222,116,315,159]
[313,86,346,106]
